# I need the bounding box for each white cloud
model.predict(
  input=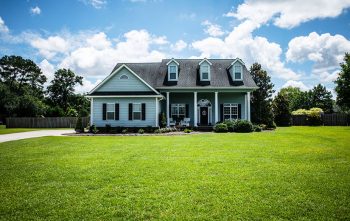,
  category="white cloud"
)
[39,59,55,85]
[179,12,196,20]
[286,32,350,82]
[171,40,187,52]
[81,0,107,9]
[201,20,225,37]
[152,35,169,45]
[29,35,69,59]
[231,0,350,29]
[282,80,310,91]
[75,79,100,94]
[0,17,9,34]
[192,20,300,80]
[86,32,111,50]
[30,6,41,15]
